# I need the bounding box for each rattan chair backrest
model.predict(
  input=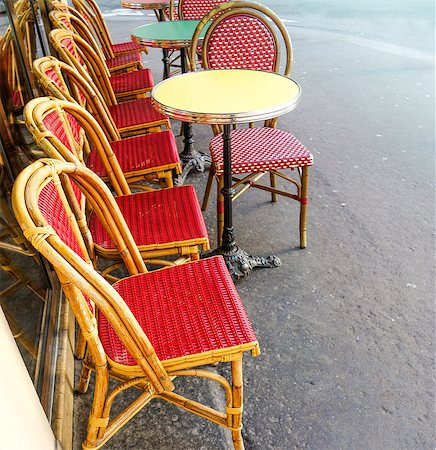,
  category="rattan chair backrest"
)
[49,9,107,63]
[71,0,115,58]
[12,159,172,392]
[24,95,130,196]
[49,15,116,105]
[33,54,120,142]
[178,0,230,20]
[190,1,293,75]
